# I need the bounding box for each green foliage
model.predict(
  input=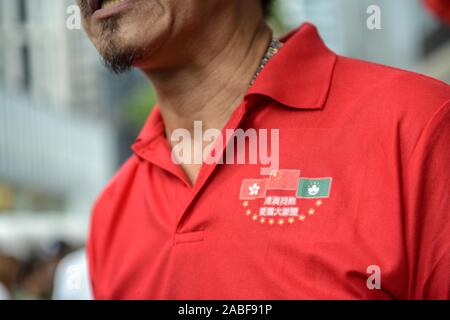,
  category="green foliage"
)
[268,0,290,36]
[123,86,156,133]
